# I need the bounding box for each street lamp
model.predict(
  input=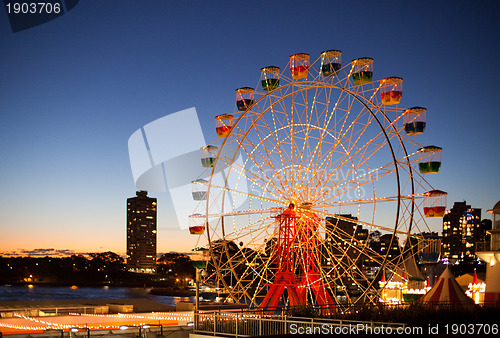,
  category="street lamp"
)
[191,247,209,331]
[195,268,208,330]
